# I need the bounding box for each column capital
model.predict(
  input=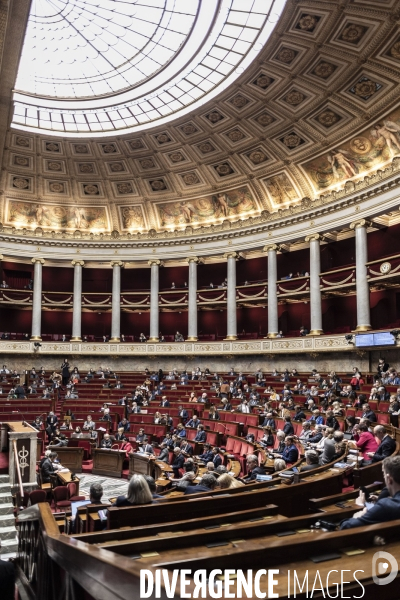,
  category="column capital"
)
[111,261,124,268]
[350,219,370,230]
[31,258,45,265]
[305,233,322,243]
[263,244,278,254]
[148,259,163,267]
[223,252,238,260]
[186,256,202,264]
[71,260,85,267]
